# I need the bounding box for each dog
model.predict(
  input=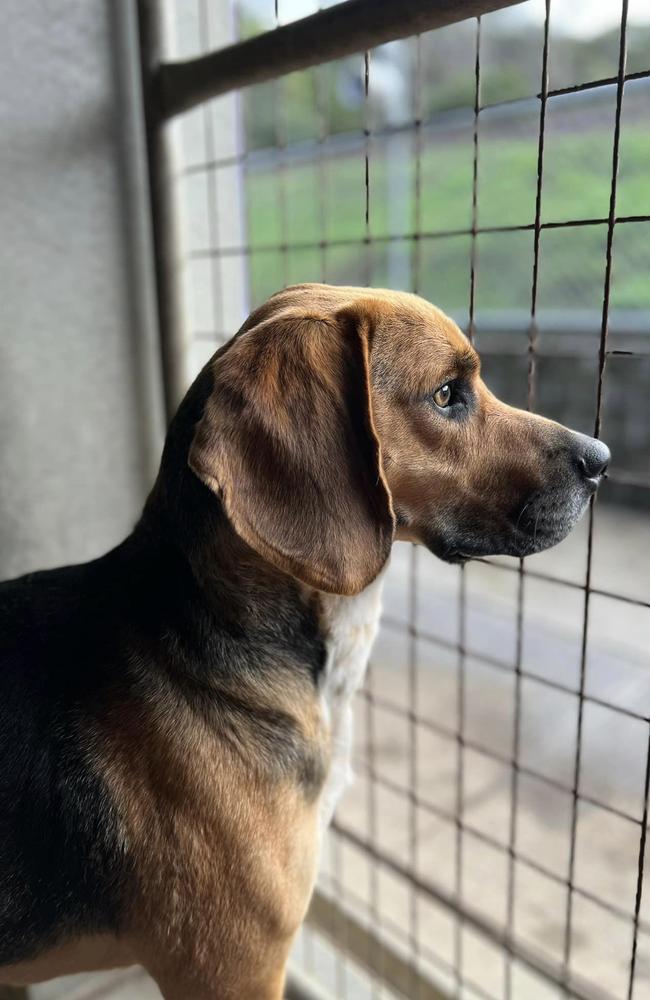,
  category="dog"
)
[0,284,609,998]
